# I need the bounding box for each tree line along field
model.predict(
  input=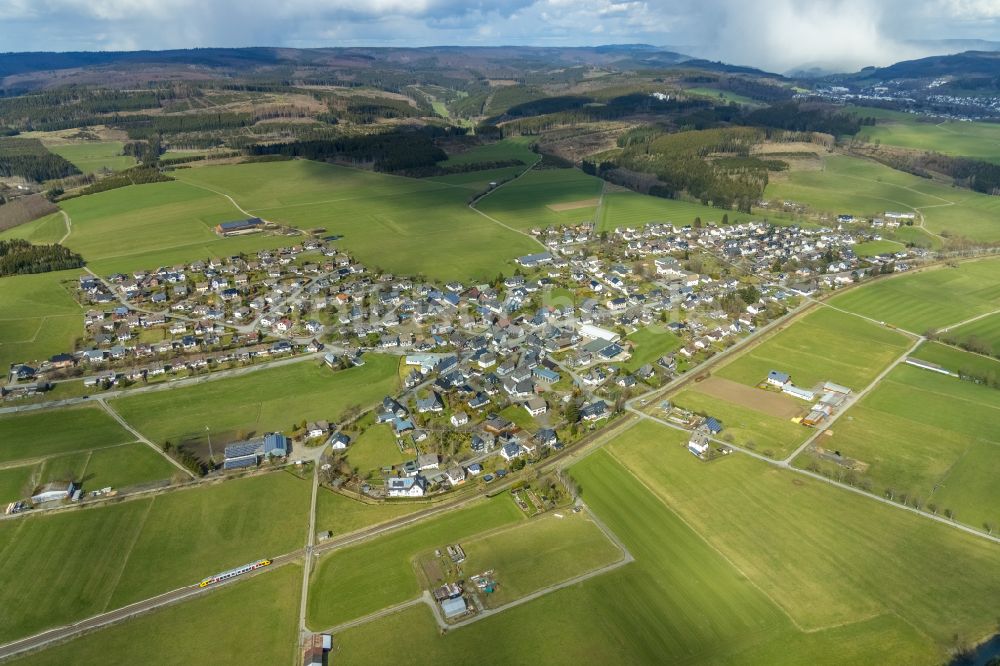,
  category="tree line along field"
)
[946,312,1000,357]
[715,305,912,391]
[307,495,524,629]
[0,471,310,645]
[829,258,1000,333]
[326,424,957,665]
[45,141,135,174]
[765,153,1000,242]
[808,360,1000,531]
[11,561,302,666]
[171,159,541,282]
[0,269,84,371]
[110,354,401,448]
